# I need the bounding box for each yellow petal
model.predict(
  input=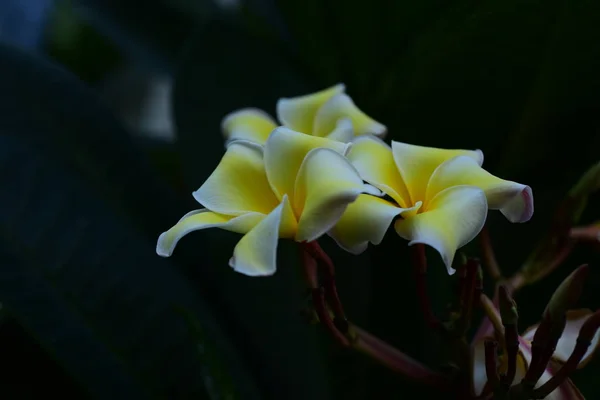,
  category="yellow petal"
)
[427,156,534,223]
[156,210,264,257]
[391,141,483,205]
[229,195,292,276]
[347,135,411,207]
[193,141,280,215]
[313,93,387,138]
[293,148,378,242]
[394,186,487,274]
[221,108,277,145]
[324,118,354,142]
[276,83,346,134]
[328,194,406,254]
[522,309,600,368]
[264,127,350,200]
